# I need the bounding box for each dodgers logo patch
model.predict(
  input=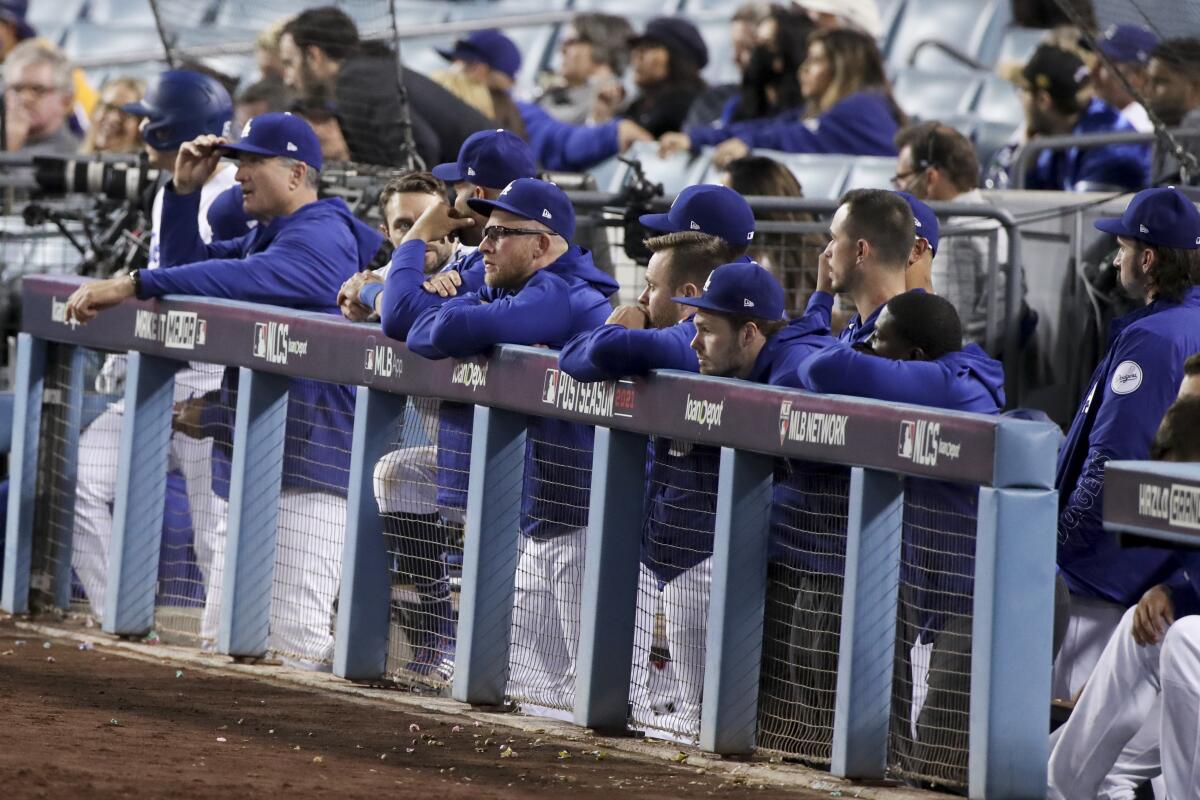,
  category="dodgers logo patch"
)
[1110,360,1143,395]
